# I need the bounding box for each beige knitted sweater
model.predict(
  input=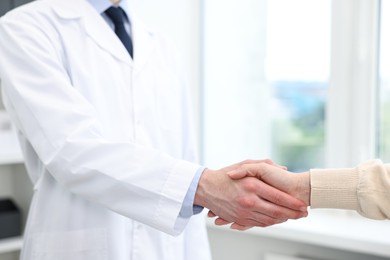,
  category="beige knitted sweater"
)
[310,159,390,219]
